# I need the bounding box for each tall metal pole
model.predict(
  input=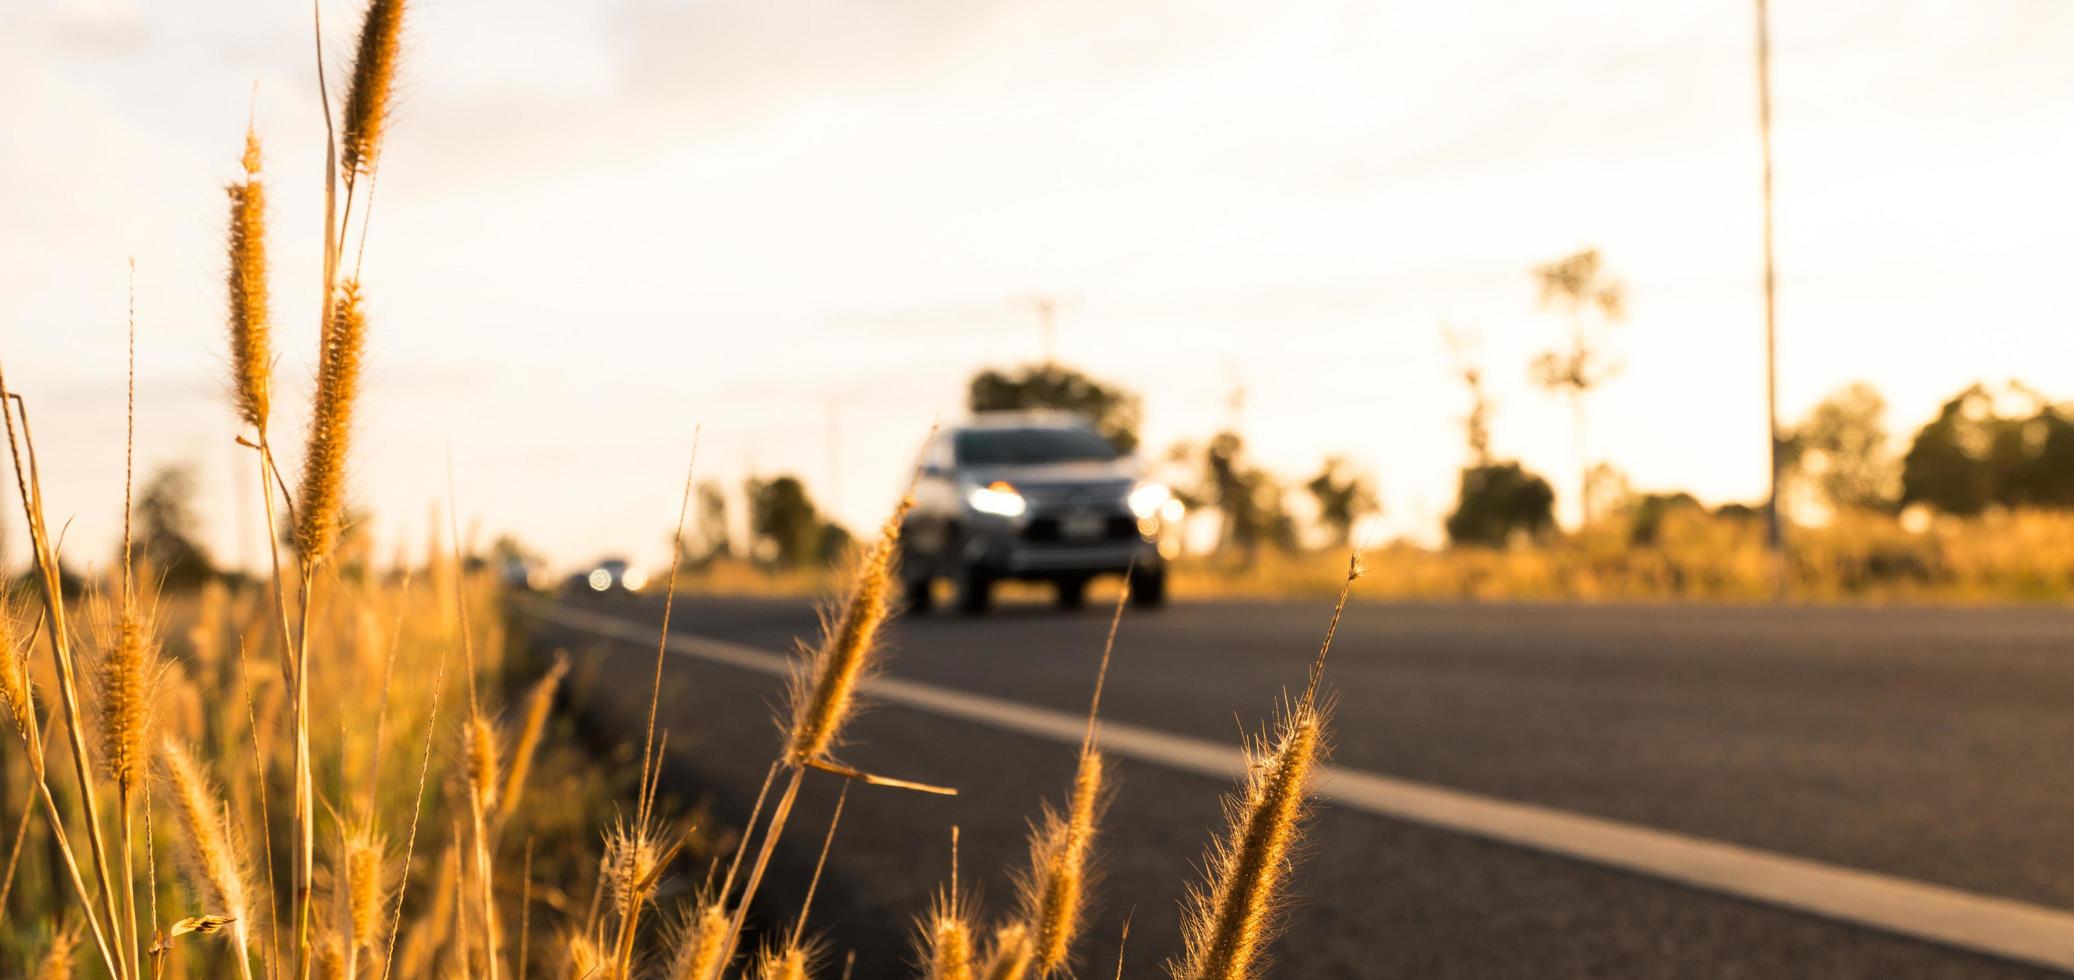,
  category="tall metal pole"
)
[1755,0,1784,556]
